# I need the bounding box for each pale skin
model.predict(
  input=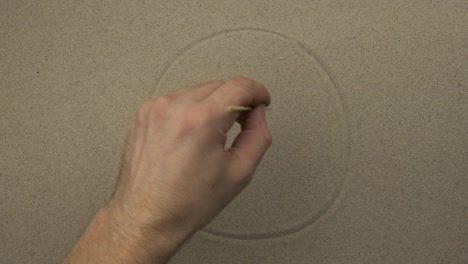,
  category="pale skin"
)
[63,76,272,263]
